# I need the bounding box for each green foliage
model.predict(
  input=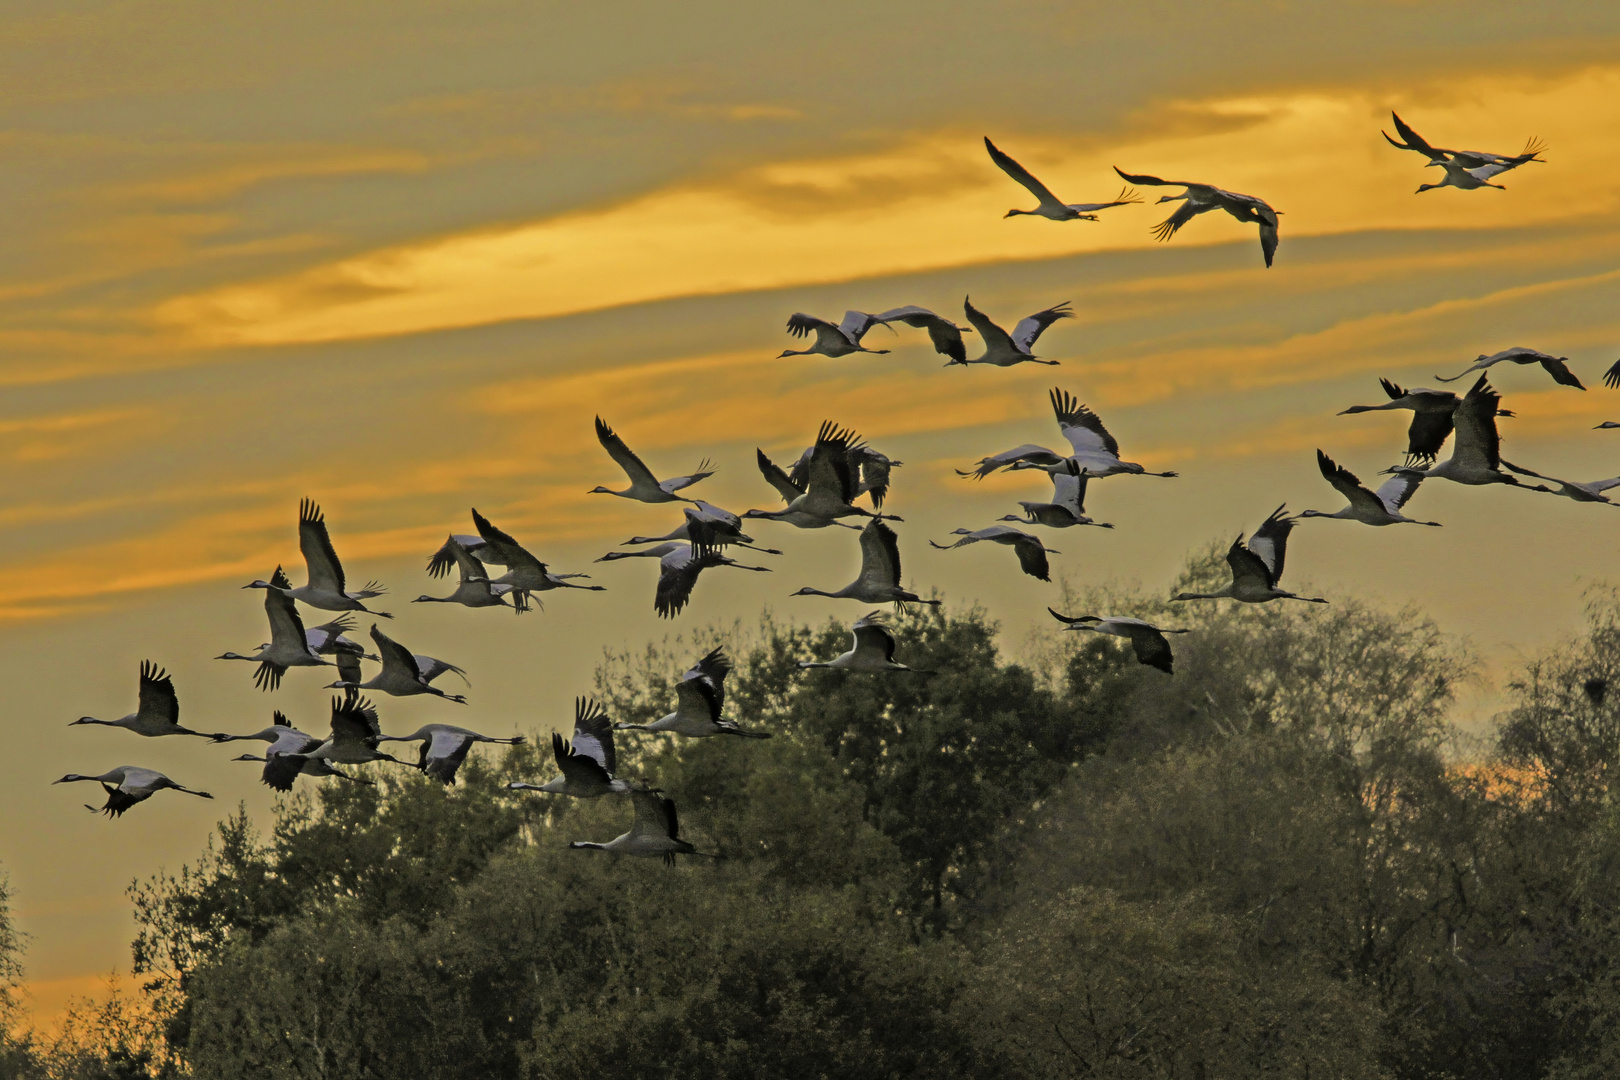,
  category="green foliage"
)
[597,605,1076,930]
[960,887,1384,1078]
[0,872,38,1080]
